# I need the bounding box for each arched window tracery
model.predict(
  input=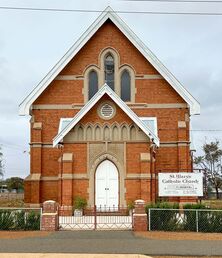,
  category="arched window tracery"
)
[121,69,131,102]
[104,54,115,91]
[88,70,98,100]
